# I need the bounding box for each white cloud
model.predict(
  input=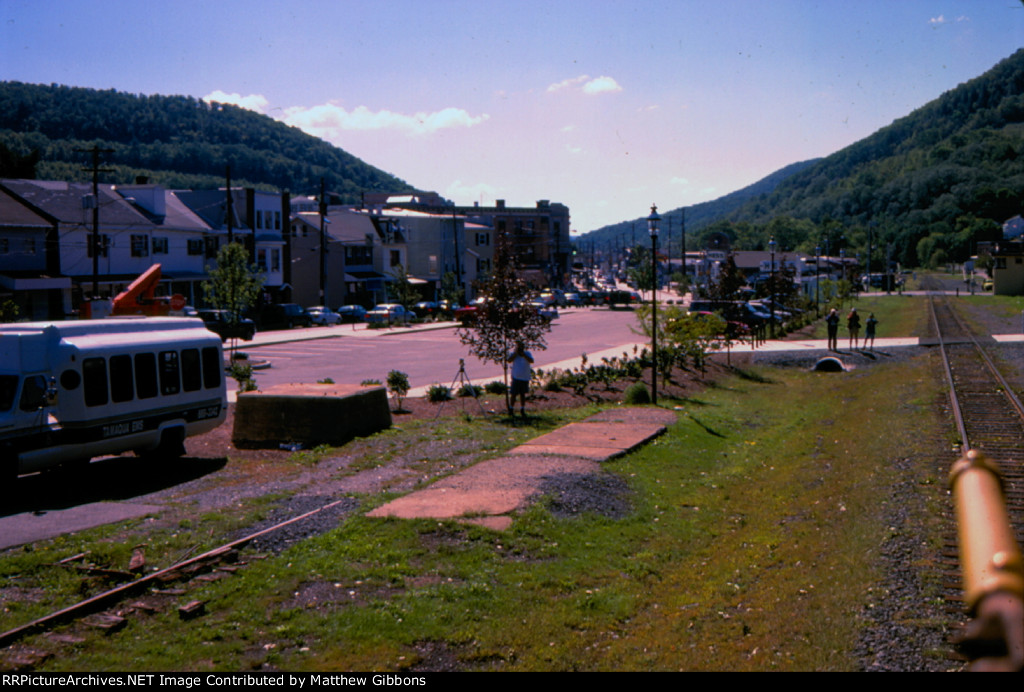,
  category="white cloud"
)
[929,15,969,25]
[280,103,489,137]
[566,145,583,154]
[582,76,622,95]
[547,74,622,95]
[202,90,269,114]
[547,75,591,92]
[446,179,500,205]
[670,177,689,185]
